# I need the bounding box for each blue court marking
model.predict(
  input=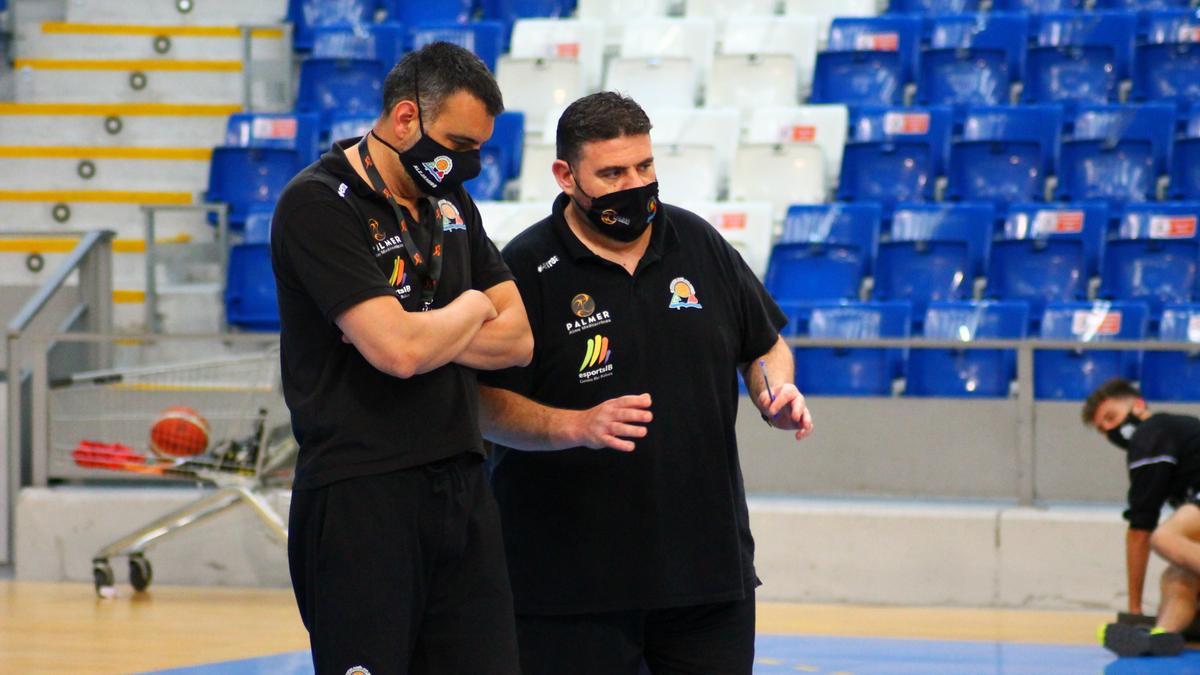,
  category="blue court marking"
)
[146,636,1200,674]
